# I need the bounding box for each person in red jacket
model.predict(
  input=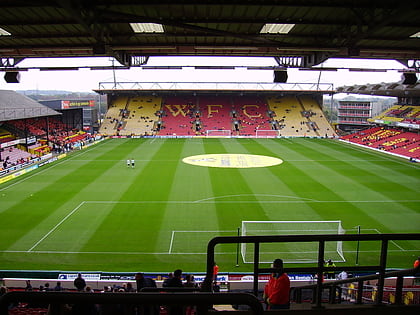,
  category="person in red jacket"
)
[414,256,420,269]
[263,258,290,309]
